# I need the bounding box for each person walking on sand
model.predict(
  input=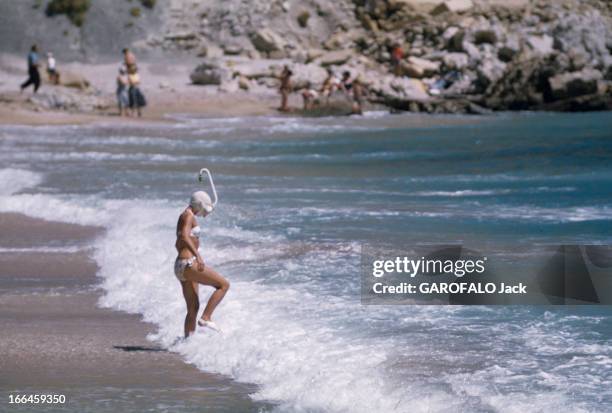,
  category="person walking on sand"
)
[20,45,41,93]
[127,65,146,117]
[175,191,230,337]
[279,65,293,112]
[116,66,129,116]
